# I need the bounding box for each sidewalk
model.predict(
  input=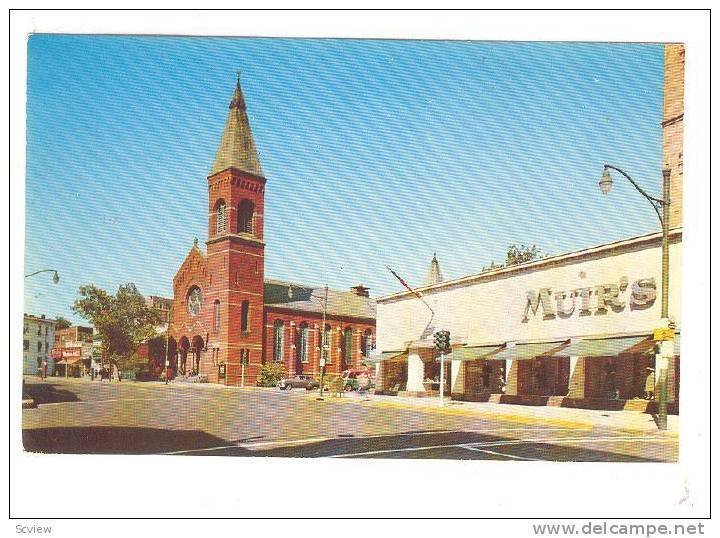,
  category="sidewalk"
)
[318,391,678,435]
